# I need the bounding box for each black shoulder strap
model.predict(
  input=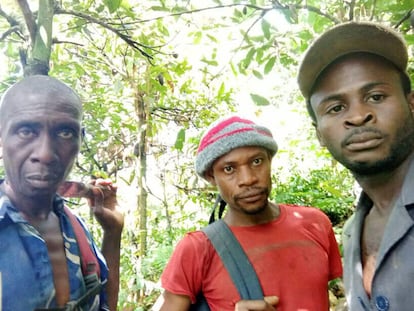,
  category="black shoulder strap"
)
[202,219,263,300]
